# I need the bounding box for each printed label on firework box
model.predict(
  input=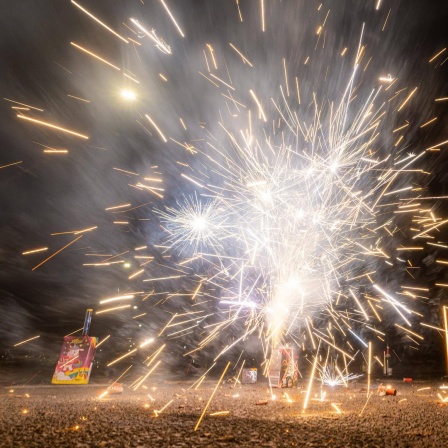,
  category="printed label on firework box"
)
[52,335,98,384]
[242,368,258,384]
